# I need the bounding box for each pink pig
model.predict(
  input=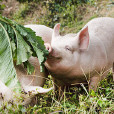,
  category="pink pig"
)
[44,17,114,91]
